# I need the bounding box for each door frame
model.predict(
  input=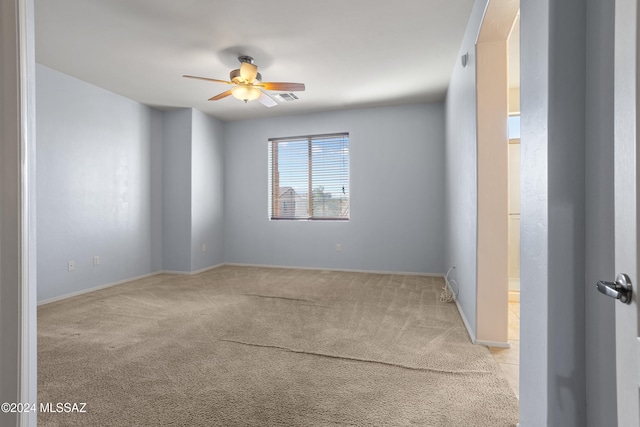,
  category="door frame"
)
[613,0,640,424]
[0,0,37,426]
